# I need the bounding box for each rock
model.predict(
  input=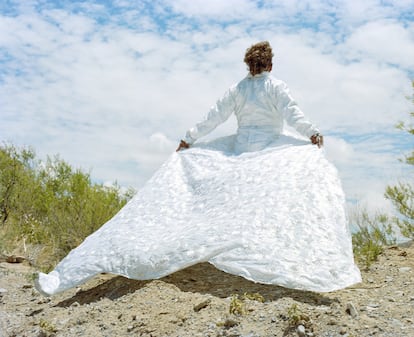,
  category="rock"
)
[35,329,48,337]
[367,303,380,308]
[399,267,411,273]
[28,308,44,316]
[327,318,337,325]
[346,302,358,318]
[6,255,25,263]
[223,318,239,328]
[296,324,306,336]
[0,288,7,294]
[193,298,211,312]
